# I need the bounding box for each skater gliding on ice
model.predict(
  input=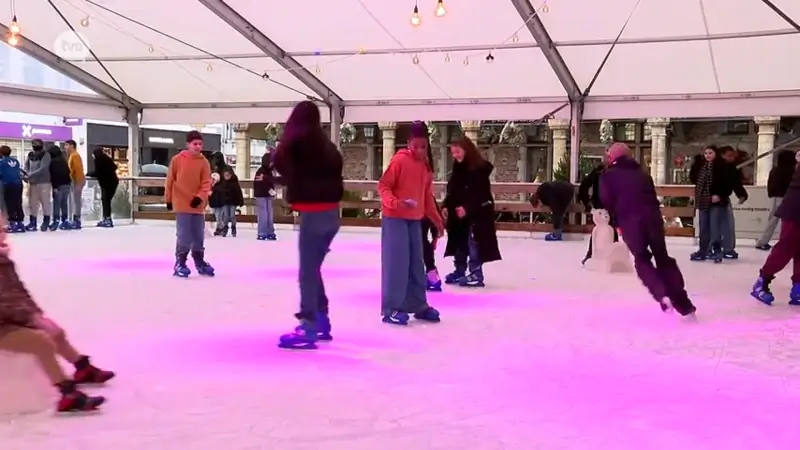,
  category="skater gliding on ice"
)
[600,143,697,317]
